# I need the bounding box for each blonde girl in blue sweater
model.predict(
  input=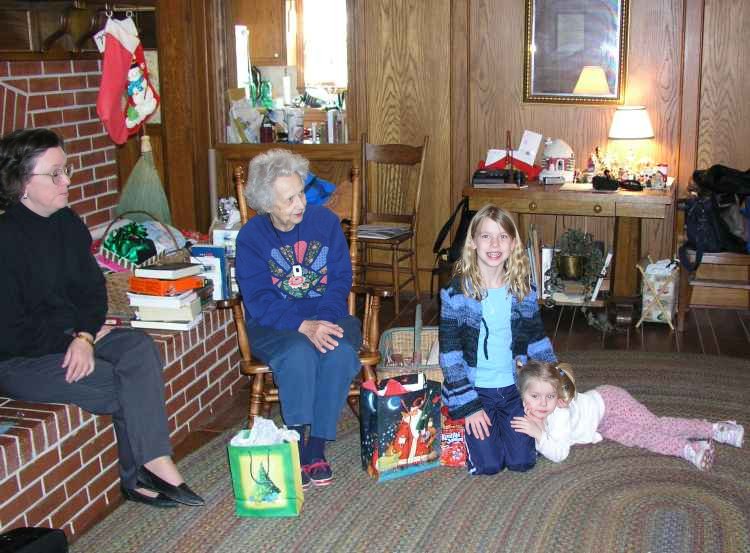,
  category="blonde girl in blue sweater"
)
[439,204,556,474]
